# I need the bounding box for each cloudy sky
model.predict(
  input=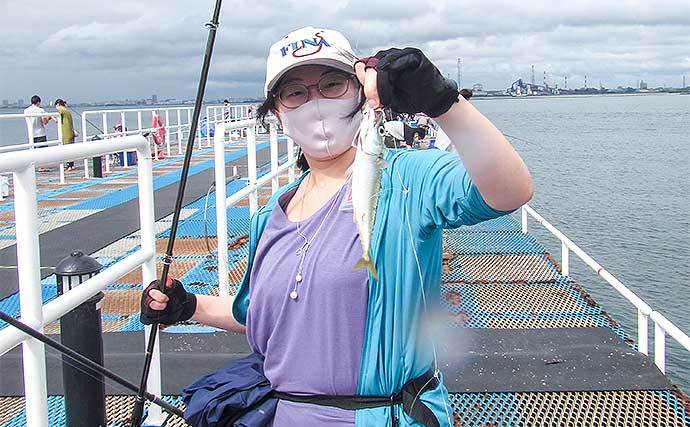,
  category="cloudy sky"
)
[1,0,689,103]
